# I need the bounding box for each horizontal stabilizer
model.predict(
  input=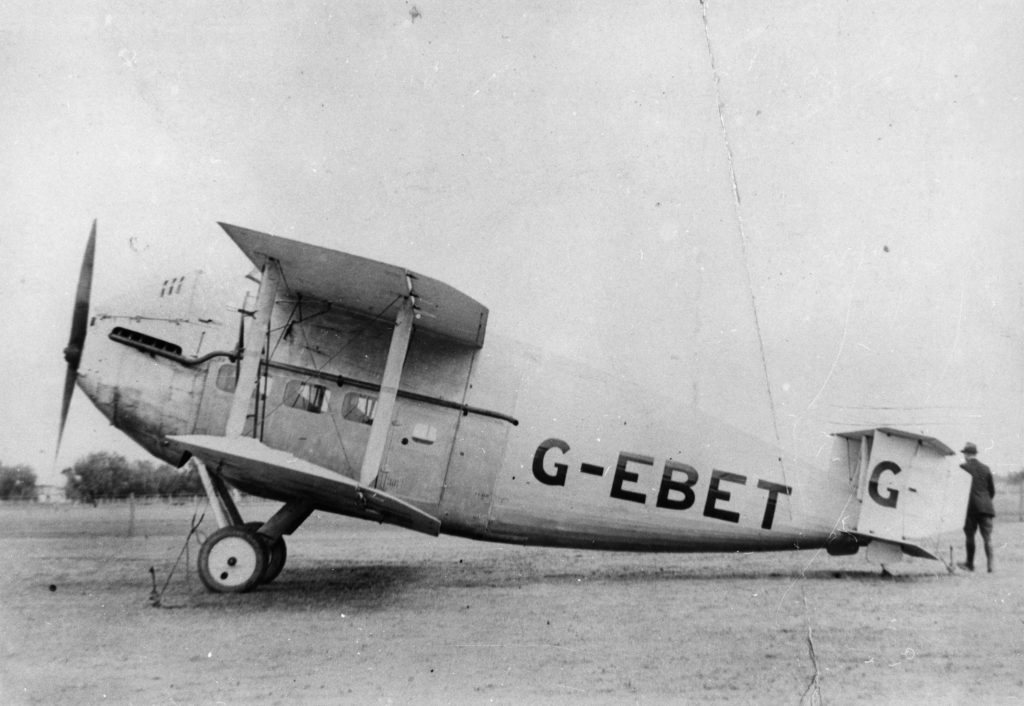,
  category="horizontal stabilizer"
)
[168,435,441,536]
[850,533,941,562]
[220,223,488,348]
